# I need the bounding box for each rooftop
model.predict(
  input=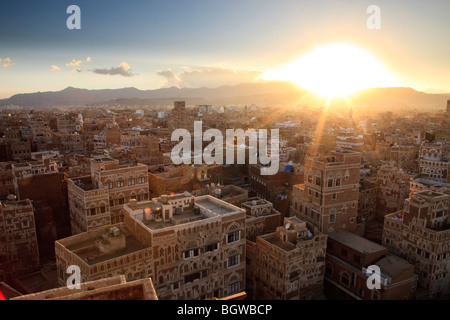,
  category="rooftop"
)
[328,229,386,255]
[126,195,244,231]
[376,255,414,279]
[61,225,149,266]
[1,199,32,208]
